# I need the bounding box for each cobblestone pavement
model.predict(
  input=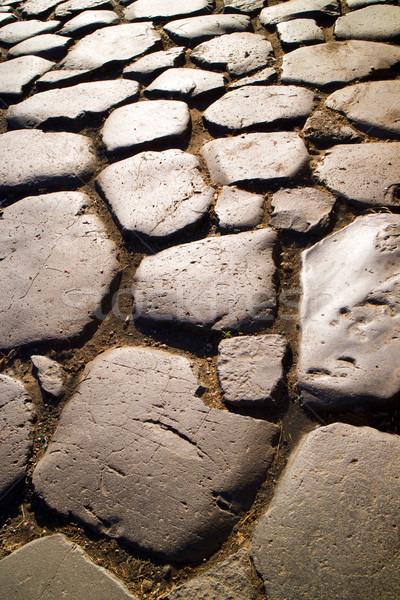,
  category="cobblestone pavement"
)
[0,0,399,598]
